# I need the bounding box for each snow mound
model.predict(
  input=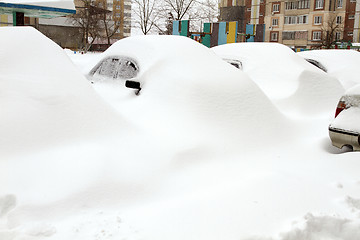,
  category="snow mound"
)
[298,50,360,89]
[86,36,289,146]
[212,43,326,99]
[279,213,360,240]
[0,27,130,157]
[212,43,344,117]
[277,70,344,116]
